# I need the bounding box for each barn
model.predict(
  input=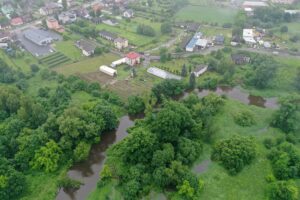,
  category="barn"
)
[99,65,117,77]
